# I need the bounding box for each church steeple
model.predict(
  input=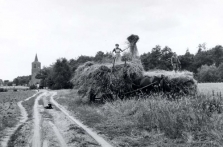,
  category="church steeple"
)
[30,54,41,86]
[35,54,38,62]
